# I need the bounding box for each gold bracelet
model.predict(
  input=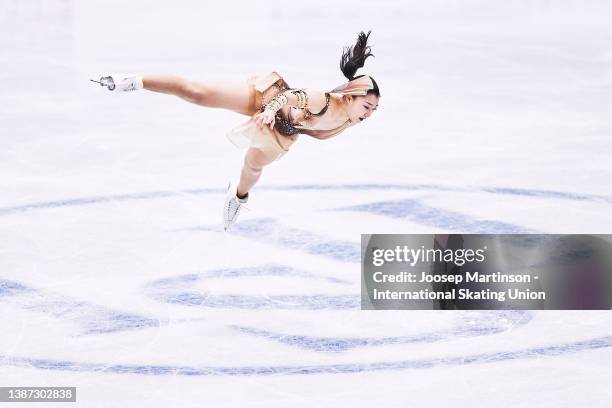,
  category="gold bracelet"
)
[264,94,288,113]
[291,89,309,109]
